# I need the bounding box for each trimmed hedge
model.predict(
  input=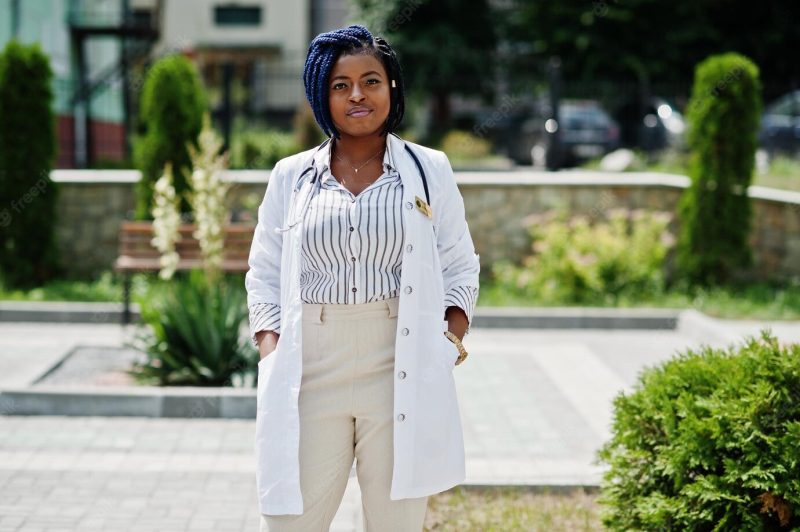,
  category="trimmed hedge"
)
[133,54,206,220]
[598,330,800,530]
[676,53,762,286]
[0,40,59,288]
